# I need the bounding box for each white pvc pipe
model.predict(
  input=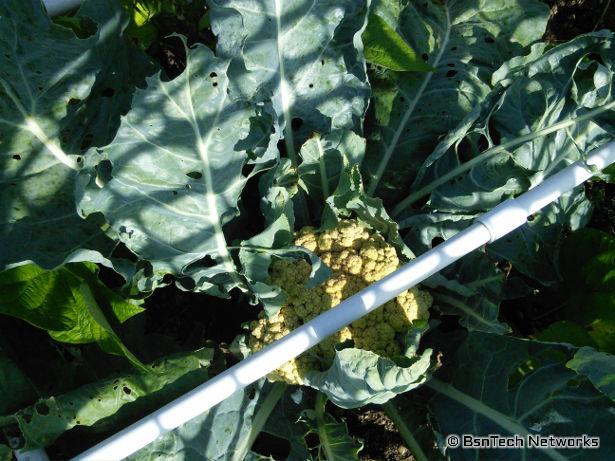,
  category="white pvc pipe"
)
[71,142,615,461]
[42,0,83,16]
